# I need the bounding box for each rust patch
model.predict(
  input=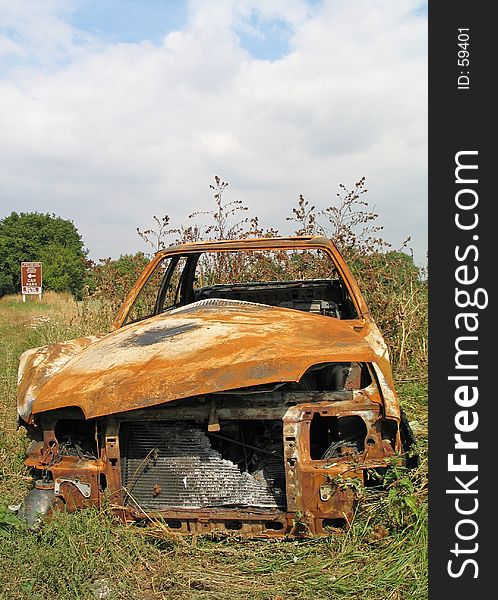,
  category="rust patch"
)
[17,335,102,423]
[26,303,376,420]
